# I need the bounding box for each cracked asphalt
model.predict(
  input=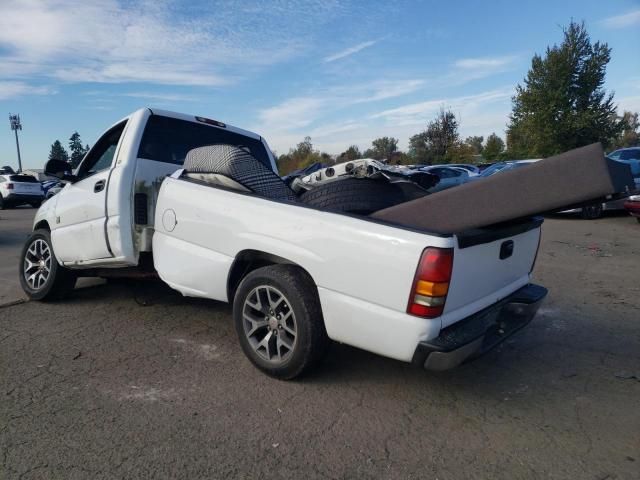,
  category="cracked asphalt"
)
[1,207,639,479]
